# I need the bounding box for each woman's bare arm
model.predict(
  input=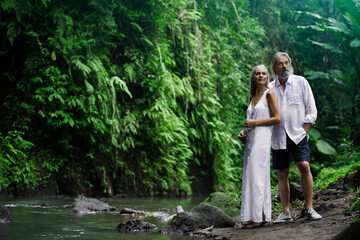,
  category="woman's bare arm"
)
[245,90,281,127]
